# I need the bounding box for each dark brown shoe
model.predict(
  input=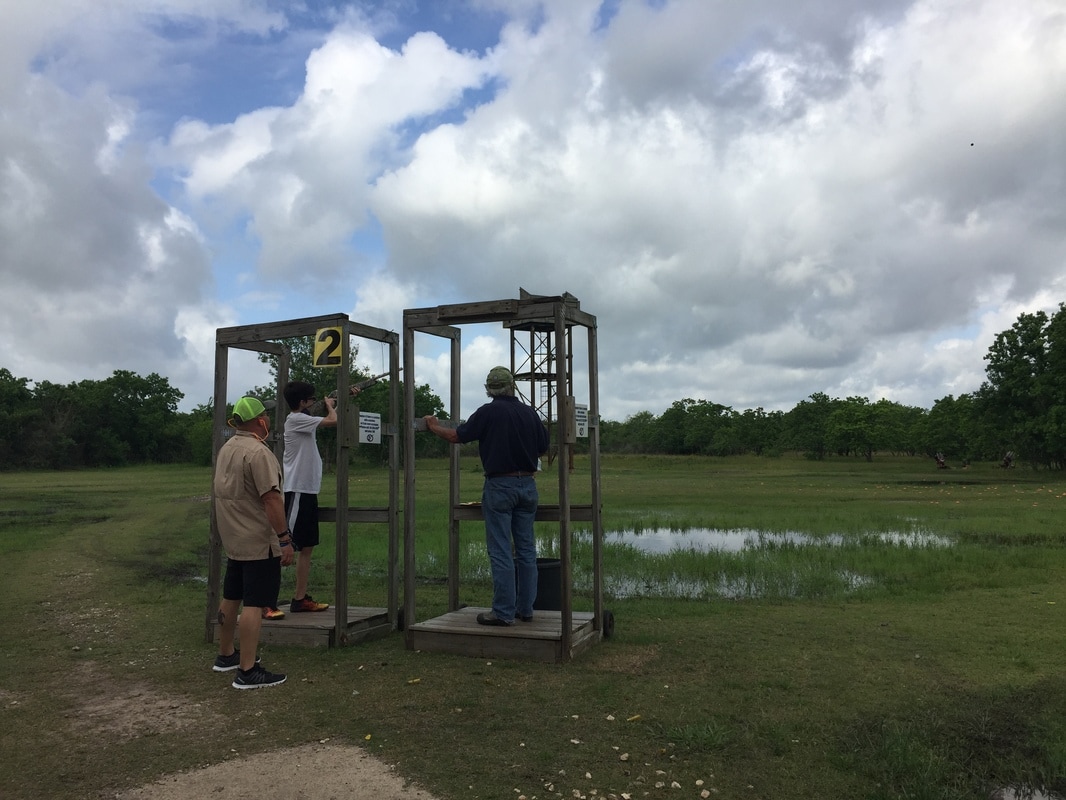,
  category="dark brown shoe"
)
[476,612,514,626]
